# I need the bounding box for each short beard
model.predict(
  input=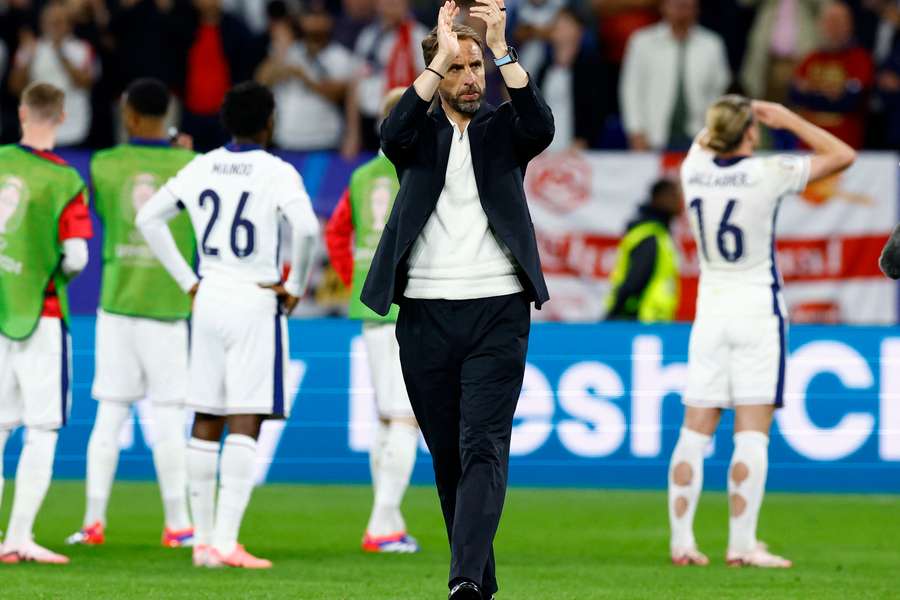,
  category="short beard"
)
[444,91,482,115]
